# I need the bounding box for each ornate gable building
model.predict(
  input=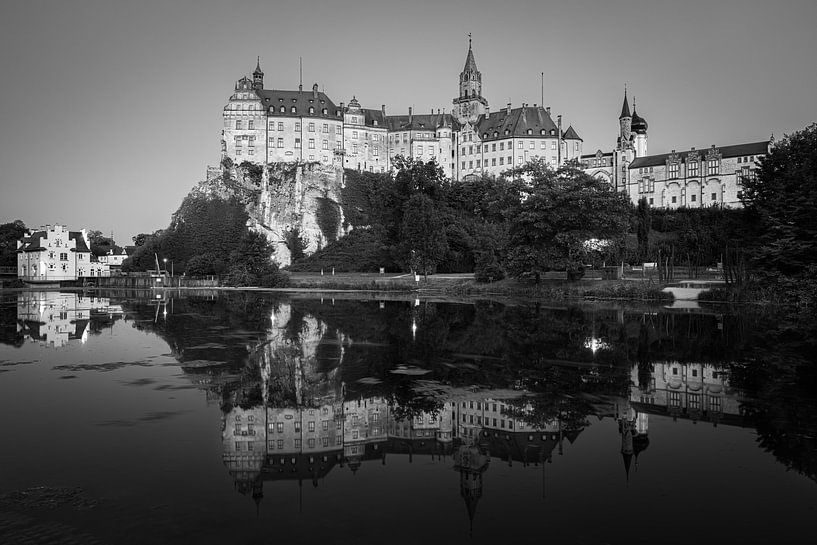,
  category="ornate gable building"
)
[220,41,583,181]
[581,90,770,208]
